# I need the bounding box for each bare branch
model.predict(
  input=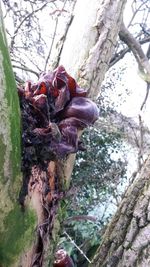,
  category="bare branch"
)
[110,36,150,67]
[127,0,149,28]
[12,65,39,77]
[52,14,74,69]
[64,215,97,224]
[44,17,59,71]
[64,231,92,264]
[10,2,48,51]
[140,82,150,111]
[146,44,150,59]
[119,22,150,81]
[44,0,68,71]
